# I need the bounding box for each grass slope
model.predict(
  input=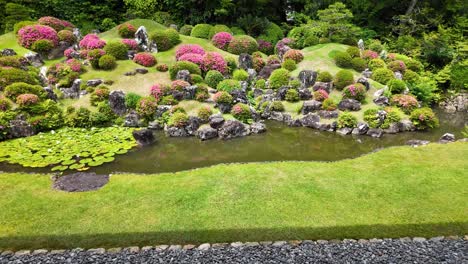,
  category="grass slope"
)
[0,142,467,250]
